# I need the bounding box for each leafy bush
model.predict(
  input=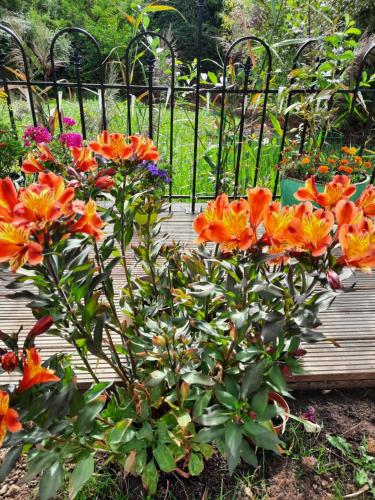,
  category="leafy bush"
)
[0,131,374,498]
